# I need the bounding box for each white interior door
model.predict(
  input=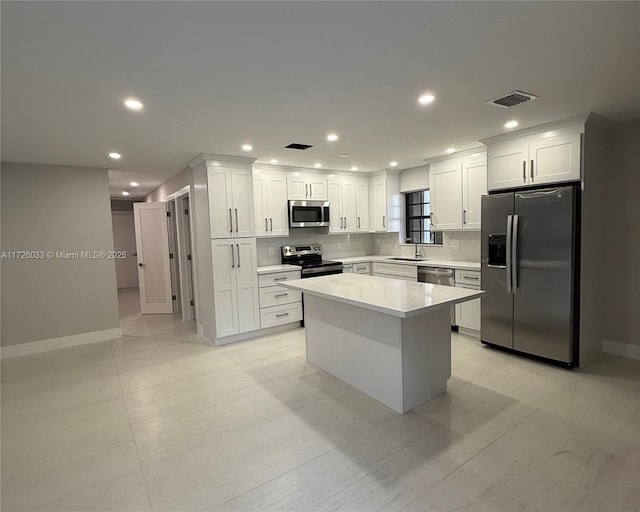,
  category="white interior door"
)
[111,212,138,288]
[133,202,174,314]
